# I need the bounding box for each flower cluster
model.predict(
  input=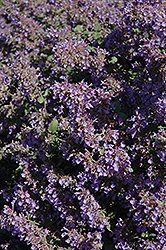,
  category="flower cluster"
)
[1,205,52,250]
[0,0,166,249]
